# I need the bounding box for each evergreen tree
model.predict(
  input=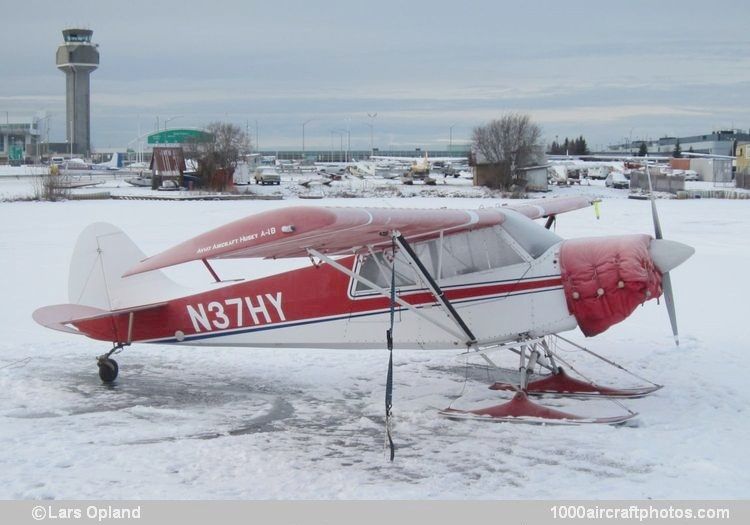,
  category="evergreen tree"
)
[672,140,682,158]
[575,135,590,155]
[637,142,648,156]
[549,135,591,156]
